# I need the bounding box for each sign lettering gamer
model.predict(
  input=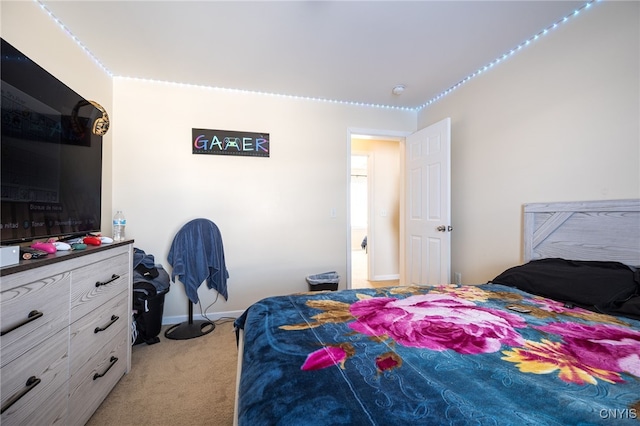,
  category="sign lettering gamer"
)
[192,128,270,158]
